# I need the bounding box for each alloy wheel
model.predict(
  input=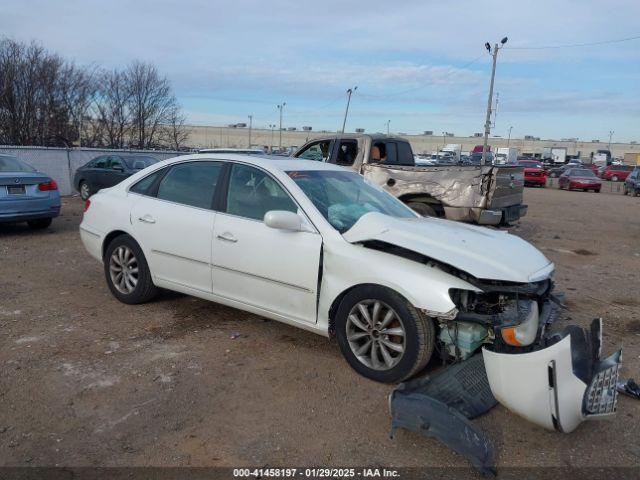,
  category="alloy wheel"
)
[109,245,139,294]
[346,300,406,371]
